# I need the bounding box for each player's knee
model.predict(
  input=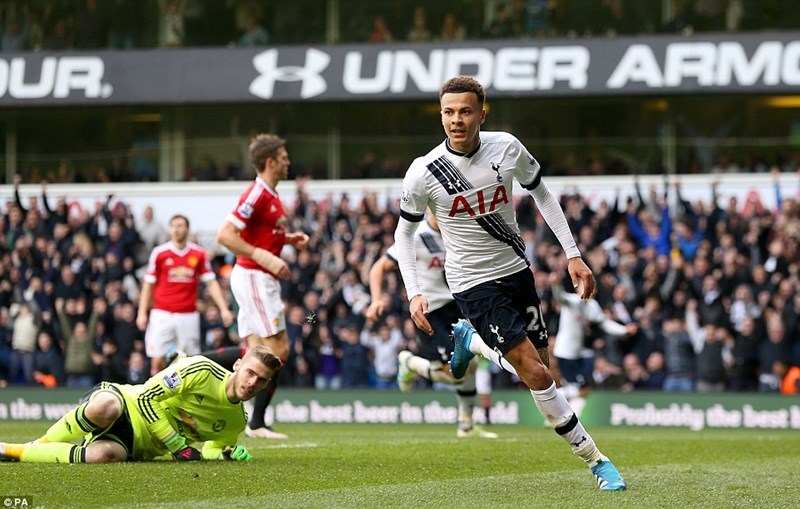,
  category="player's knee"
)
[86,393,122,427]
[85,442,126,463]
